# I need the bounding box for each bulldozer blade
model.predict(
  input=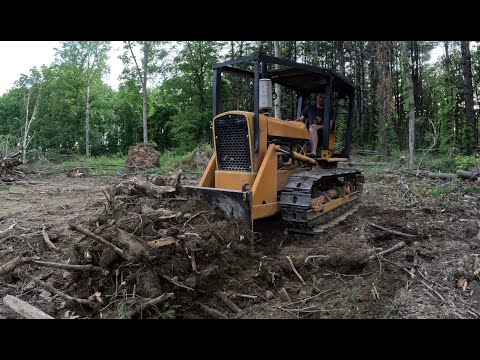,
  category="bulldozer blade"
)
[184,186,252,221]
